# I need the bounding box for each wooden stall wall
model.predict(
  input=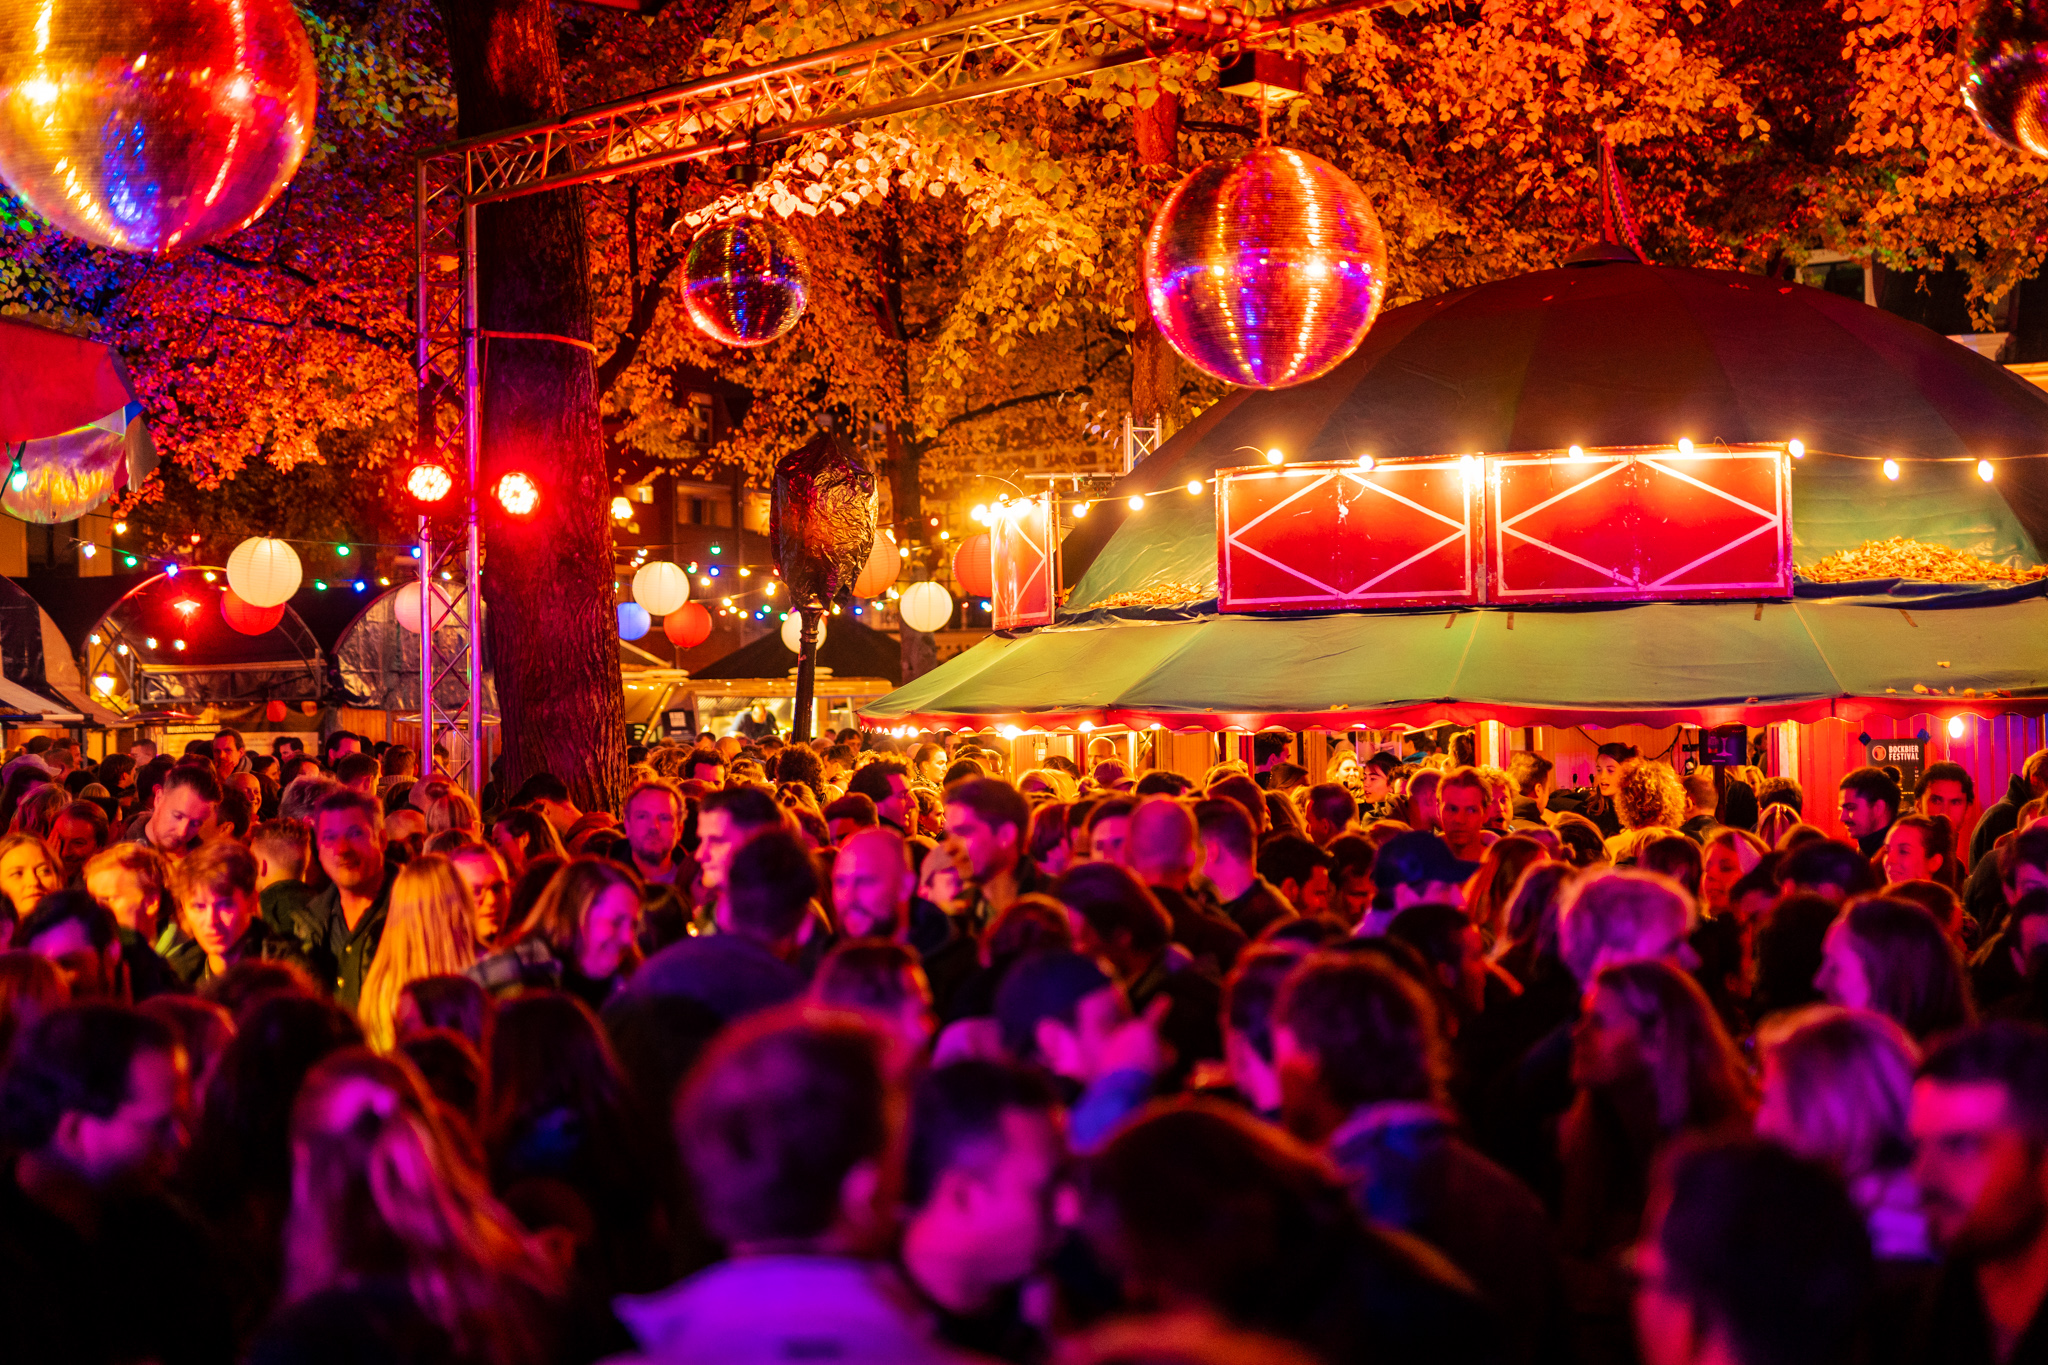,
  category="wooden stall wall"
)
[1796,713,2044,850]
[1542,725,1684,792]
